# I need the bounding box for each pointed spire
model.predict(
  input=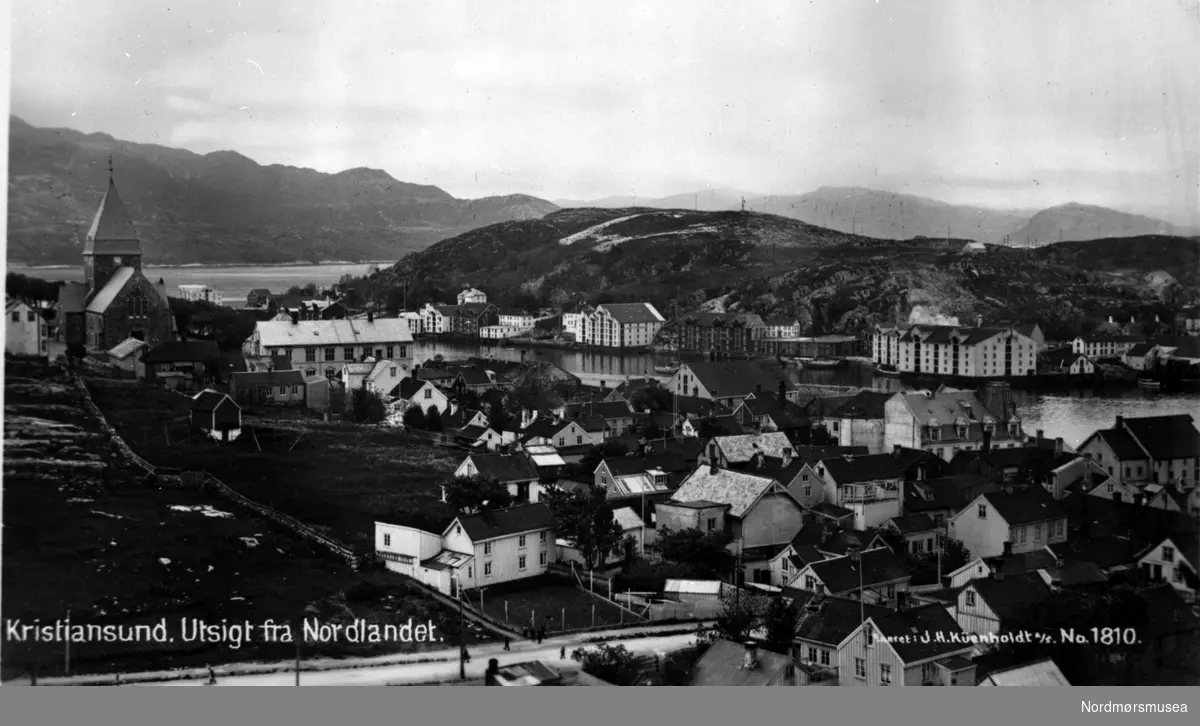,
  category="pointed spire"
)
[83,160,141,256]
